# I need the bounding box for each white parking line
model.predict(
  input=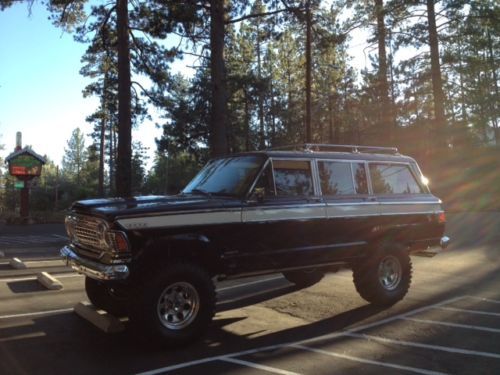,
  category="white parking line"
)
[402,317,500,334]
[138,296,467,375]
[0,308,74,320]
[220,357,301,375]
[435,306,500,317]
[466,296,500,305]
[343,332,500,360]
[0,273,82,283]
[289,344,447,375]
